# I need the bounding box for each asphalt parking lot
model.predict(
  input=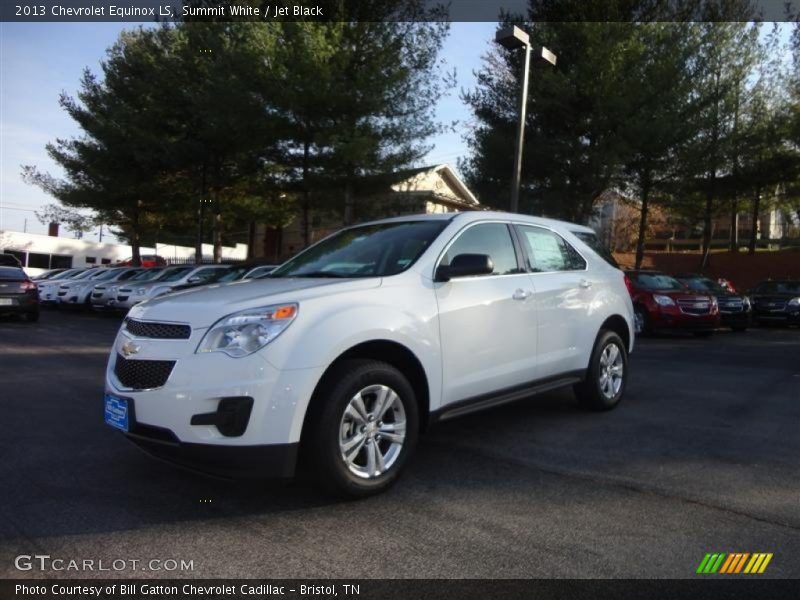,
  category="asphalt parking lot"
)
[0,309,798,579]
